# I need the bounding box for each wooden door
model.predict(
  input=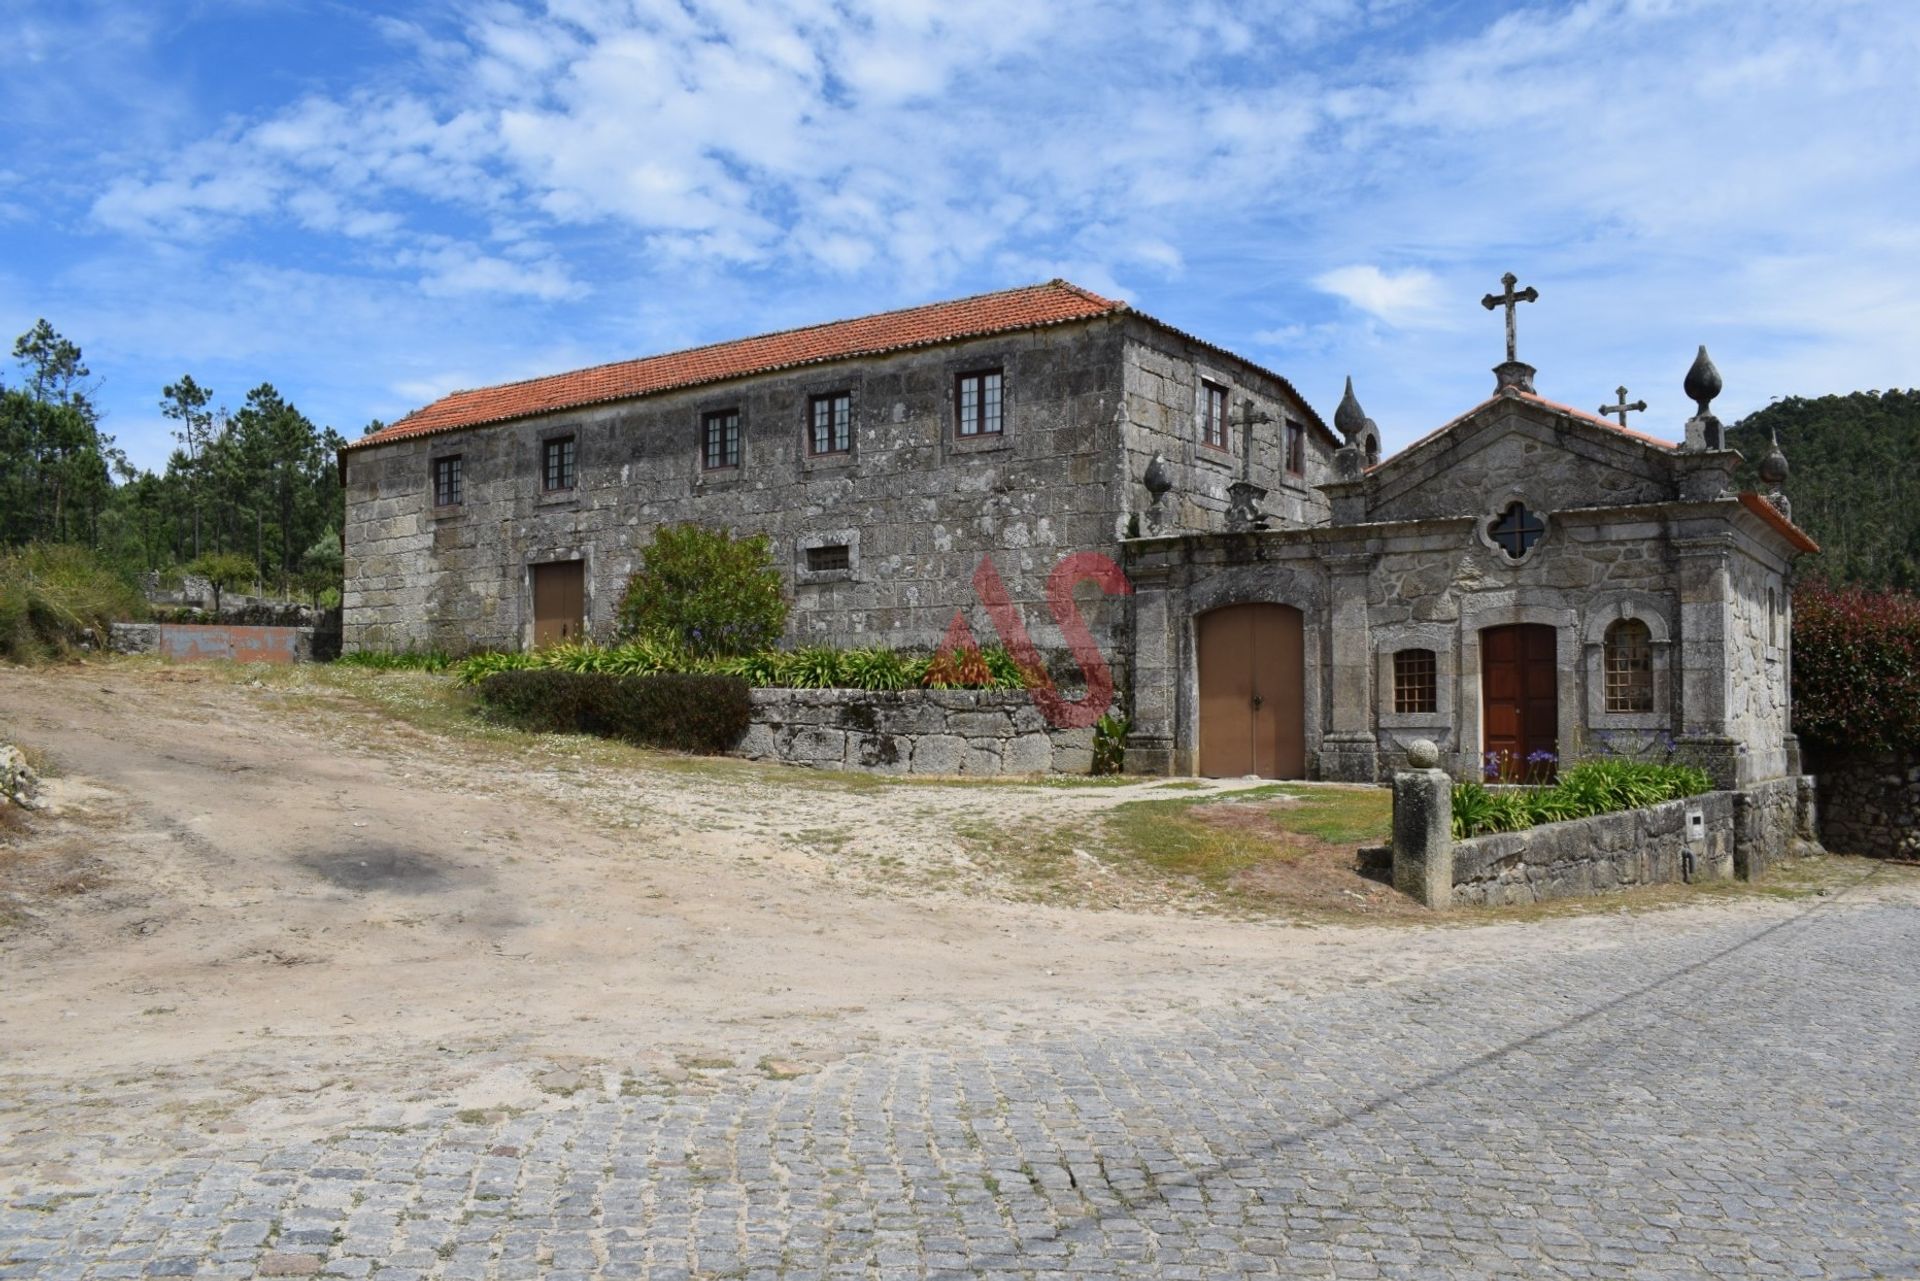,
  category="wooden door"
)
[1197,604,1305,778]
[1481,623,1558,780]
[531,560,585,648]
